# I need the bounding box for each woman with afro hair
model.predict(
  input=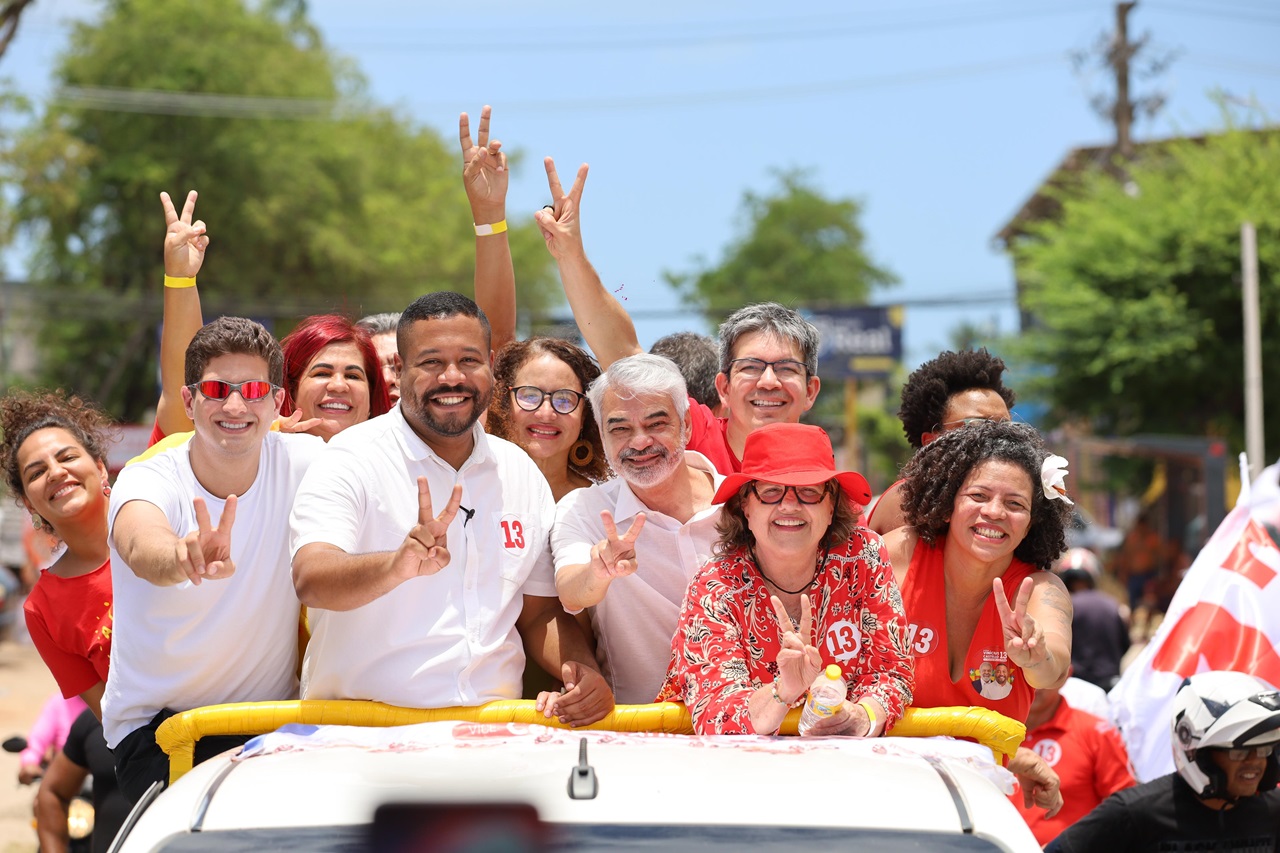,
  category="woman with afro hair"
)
[883,420,1074,815]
